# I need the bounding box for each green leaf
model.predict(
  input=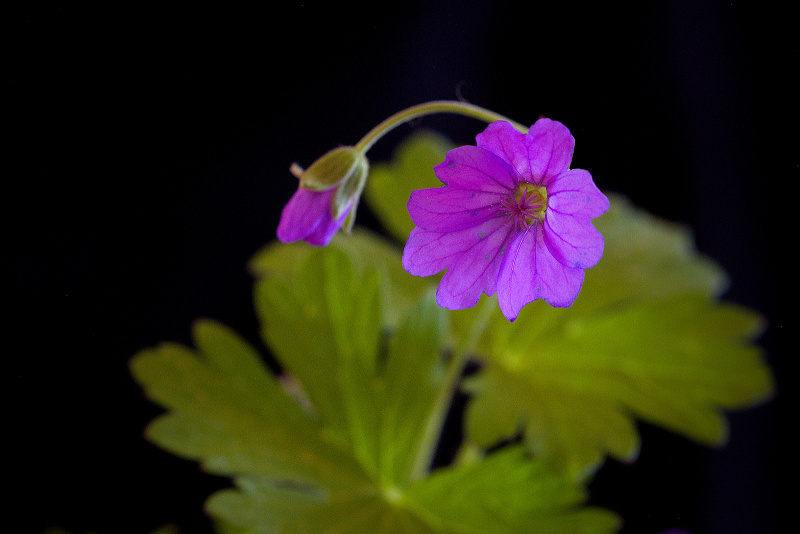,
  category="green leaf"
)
[213,517,250,534]
[131,320,371,488]
[210,447,619,534]
[379,288,448,485]
[463,195,774,479]
[249,227,431,329]
[406,447,620,534]
[252,247,384,474]
[253,246,451,486]
[134,245,616,532]
[583,195,729,304]
[364,130,455,242]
